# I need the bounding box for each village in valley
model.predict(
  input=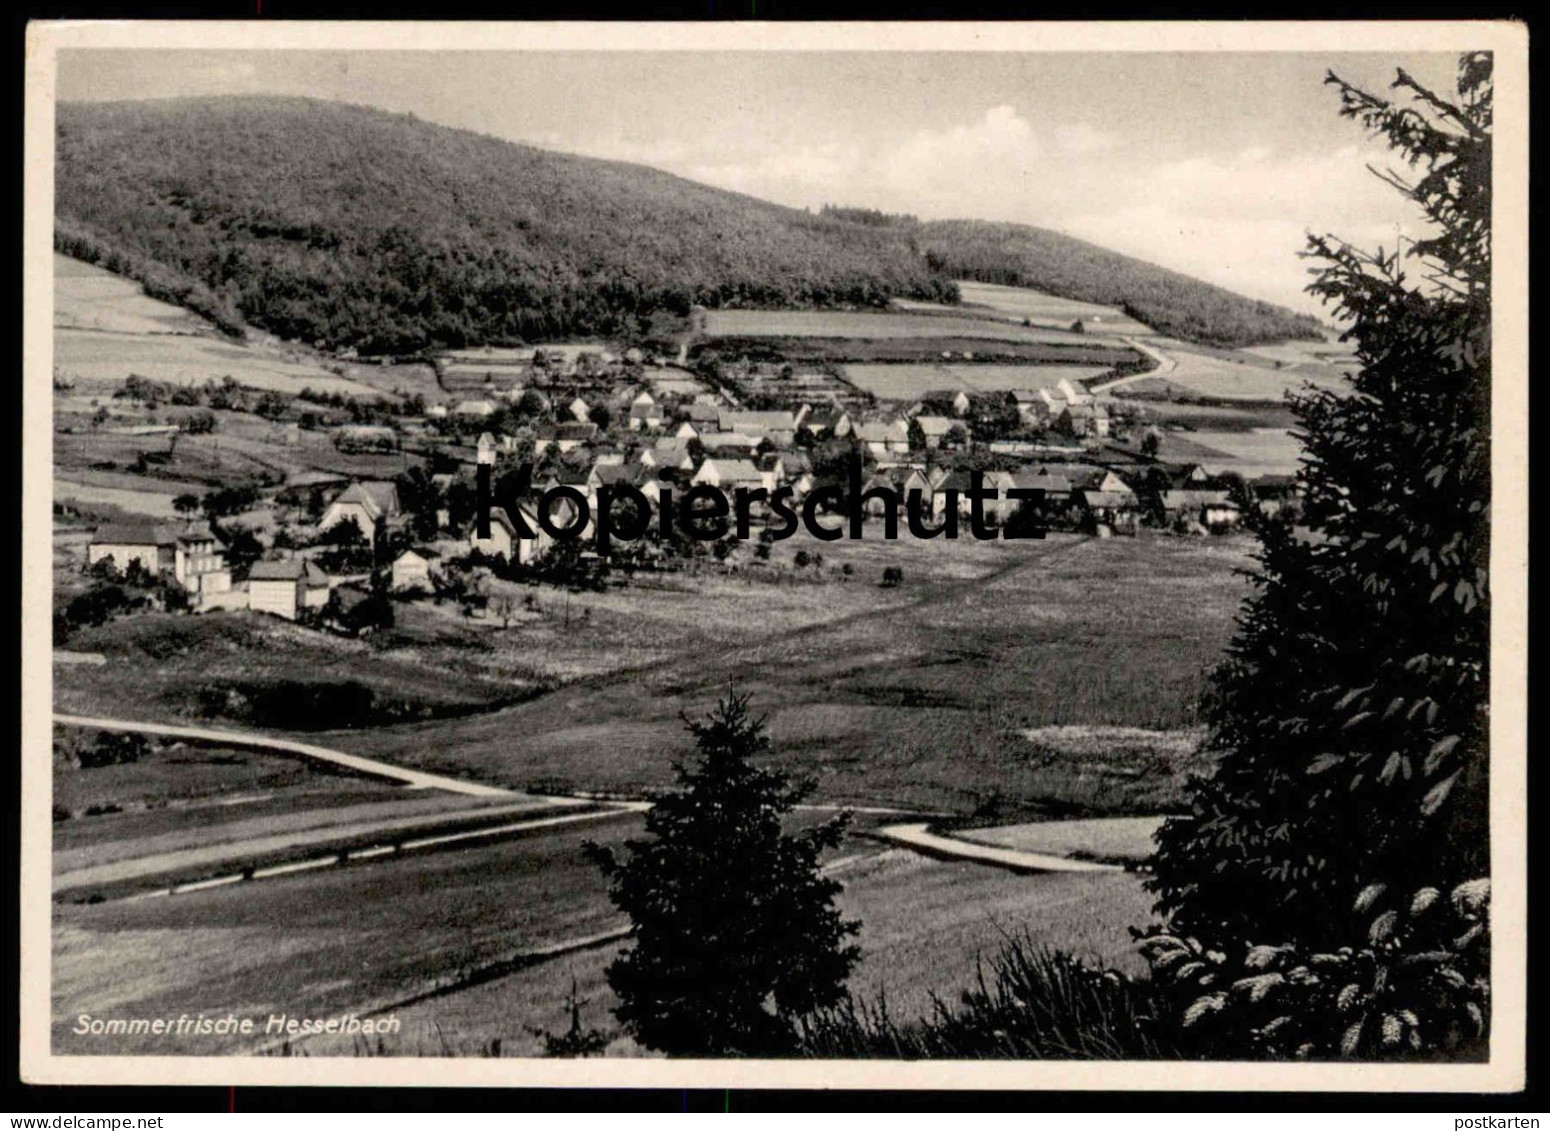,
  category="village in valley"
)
[50,245,1341,1057]
[62,290,1311,632]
